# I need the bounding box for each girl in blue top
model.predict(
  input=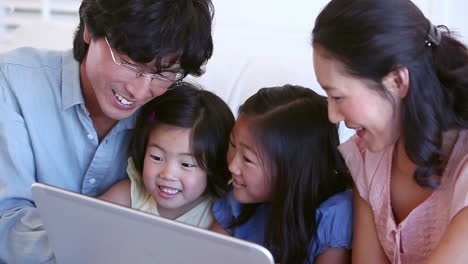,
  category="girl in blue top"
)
[210,85,353,264]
